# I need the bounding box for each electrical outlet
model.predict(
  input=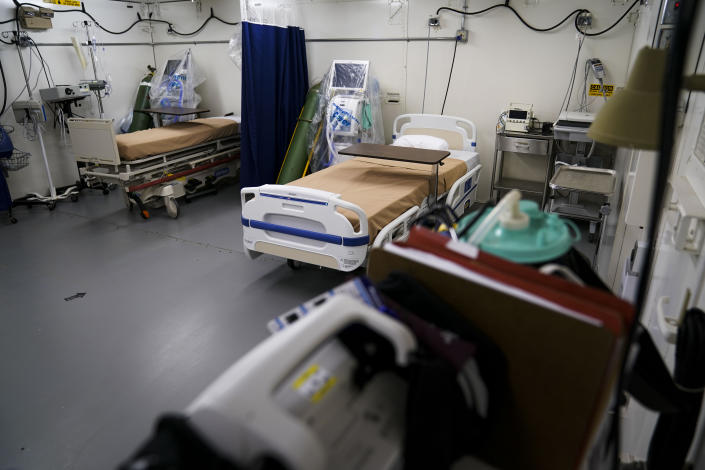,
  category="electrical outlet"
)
[12,100,45,124]
[2,30,31,46]
[428,16,440,27]
[456,29,468,43]
[577,11,592,28]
